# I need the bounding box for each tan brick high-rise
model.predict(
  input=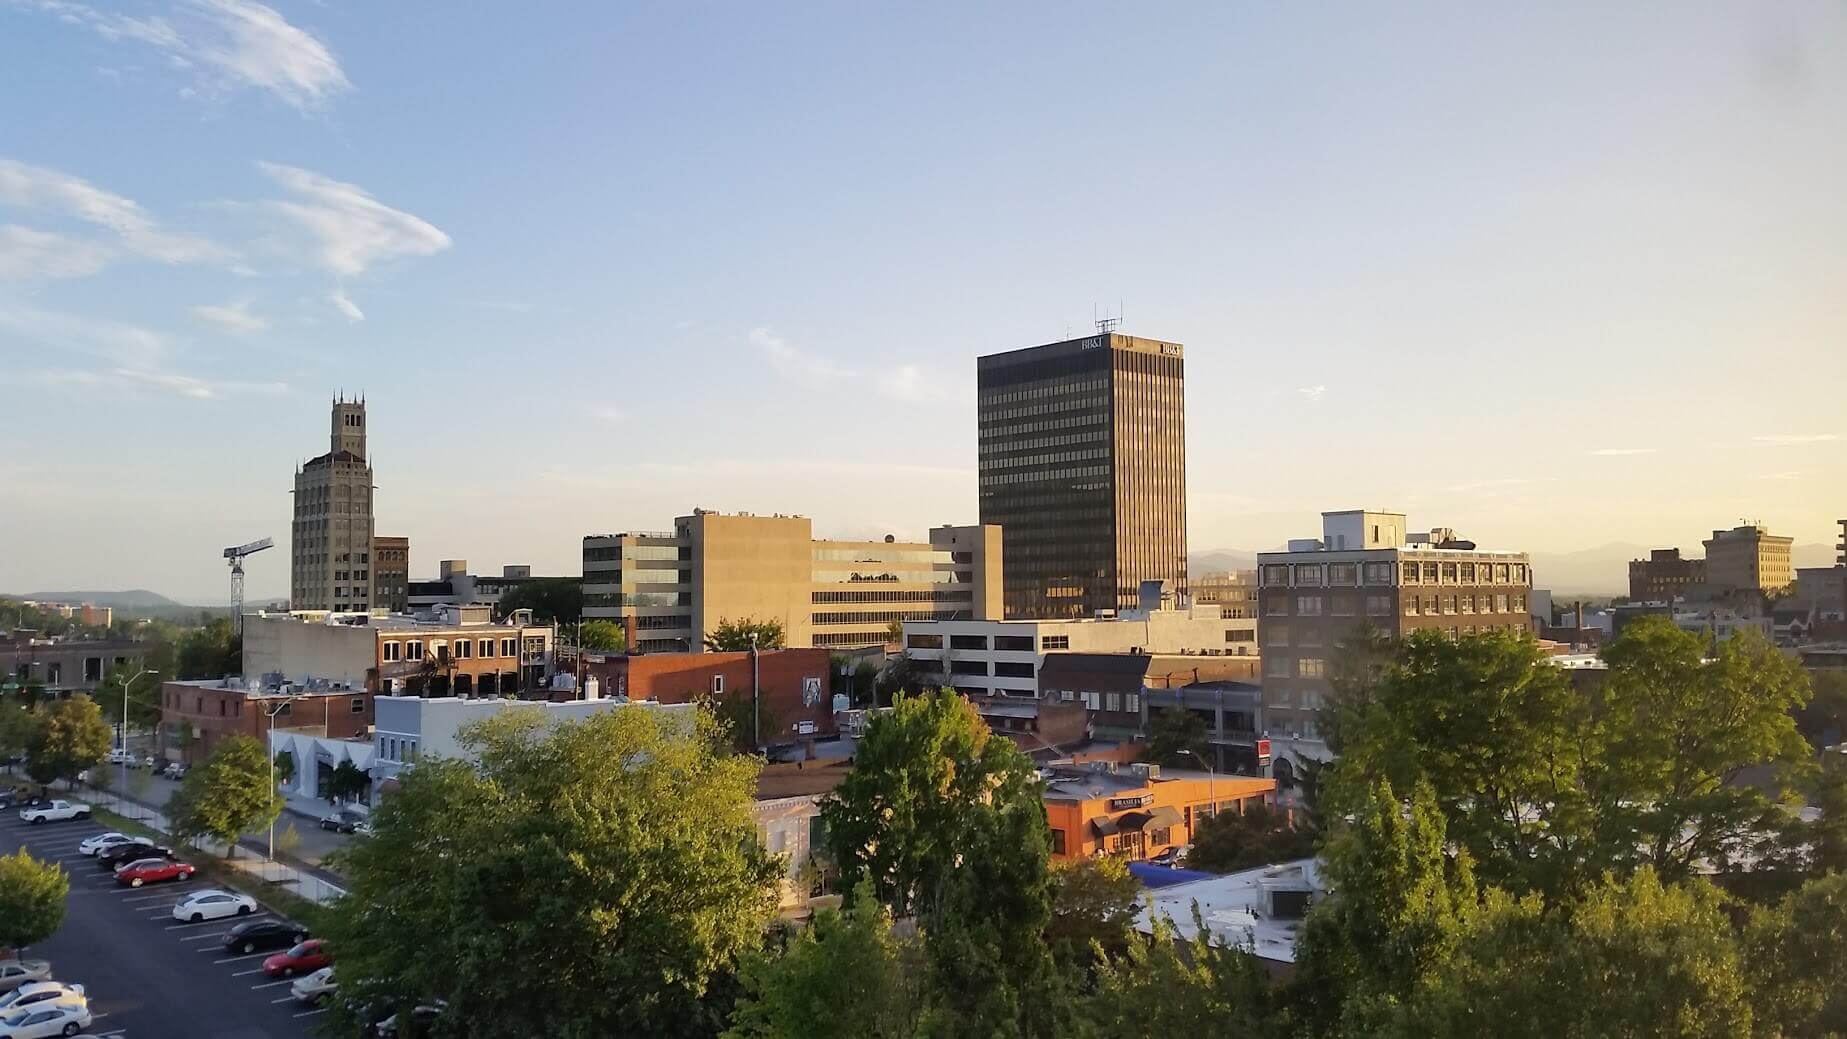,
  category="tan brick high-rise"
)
[291,397,376,611]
